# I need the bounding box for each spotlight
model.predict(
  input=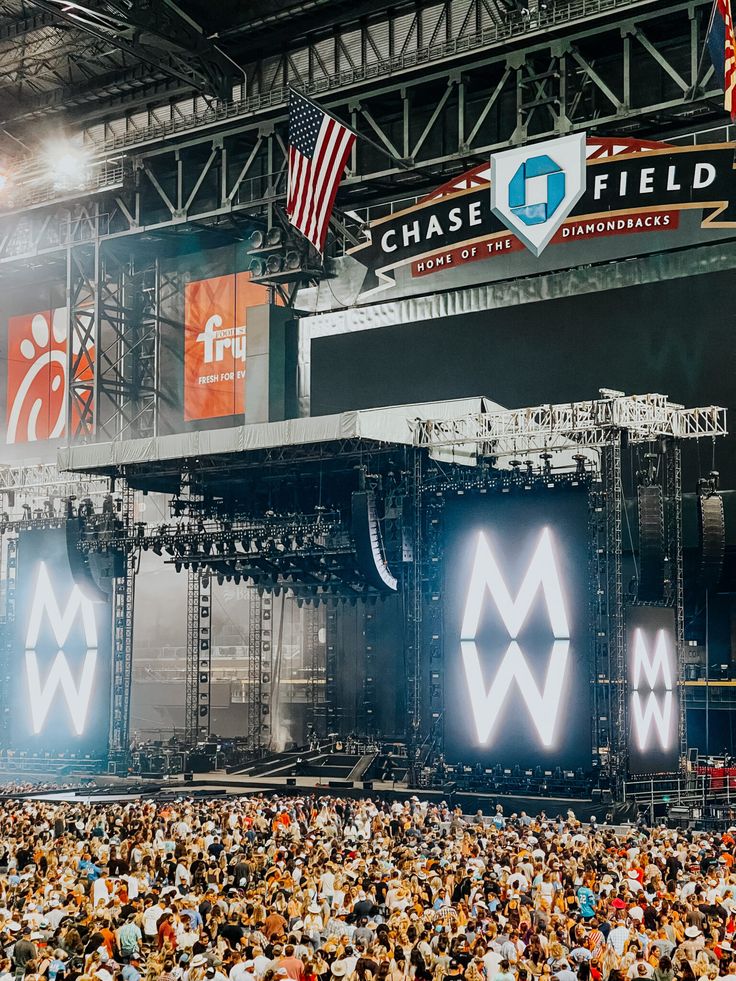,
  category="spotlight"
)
[45,140,90,189]
[284,250,301,271]
[266,227,282,247]
[266,254,283,274]
[249,257,265,278]
[249,229,265,250]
